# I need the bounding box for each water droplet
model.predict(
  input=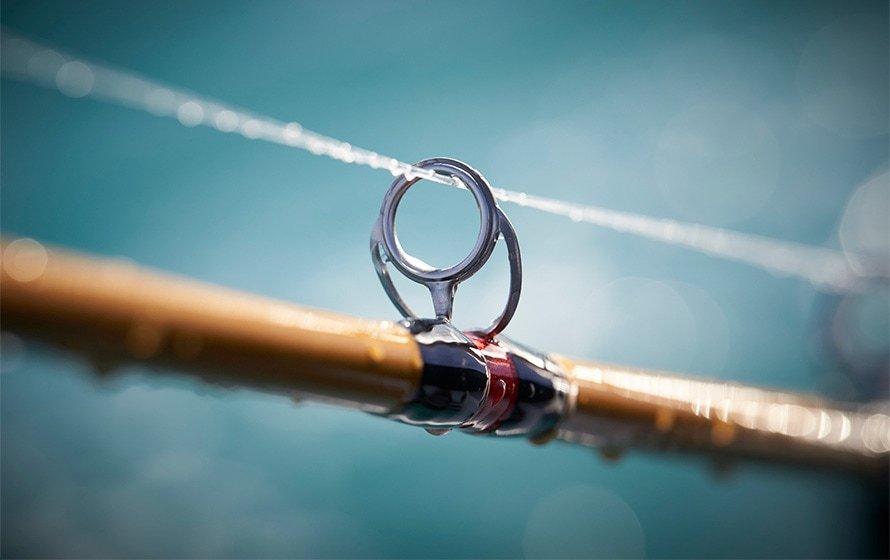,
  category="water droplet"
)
[425,427,450,436]
[529,428,557,446]
[55,61,94,98]
[283,122,303,145]
[710,420,736,446]
[213,109,239,132]
[598,446,624,462]
[125,323,164,359]
[240,119,262,139]
[654,408,675,432]
[176,101,204,127]
[367,344,386,364]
